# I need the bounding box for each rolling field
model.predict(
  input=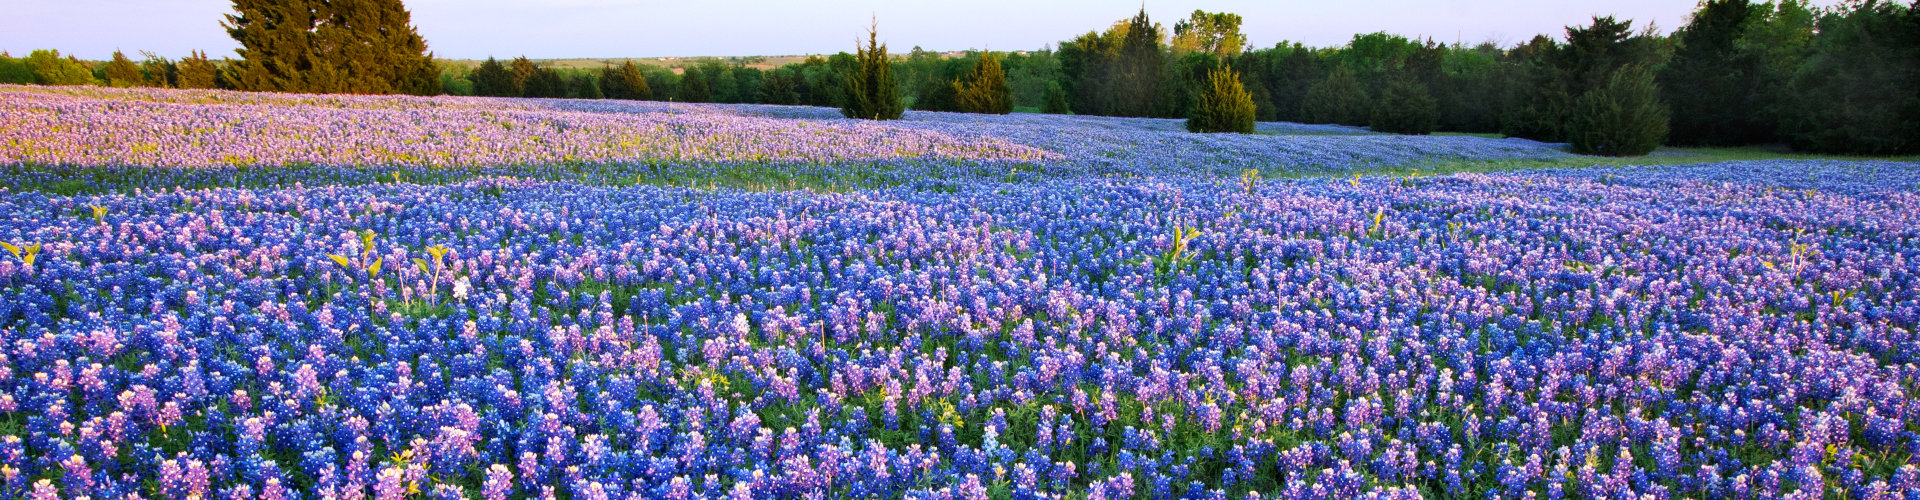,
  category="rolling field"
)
[2,84,1919,499]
